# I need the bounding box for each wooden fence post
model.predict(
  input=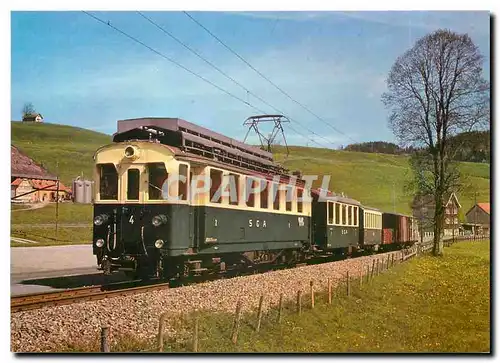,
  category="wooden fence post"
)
[310,281,315,309]
[297,290,302,315]
[157,313,168,352]
[101,326,110,353]
[256,295,264,332]
[371,259,375,279]
[231,300,243,344]
[193,315,199,352]
[278,294,284,323]
[346,271,351,296]
[387,255,390,270]
[391,254,395,267]
[328,278,332,304]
